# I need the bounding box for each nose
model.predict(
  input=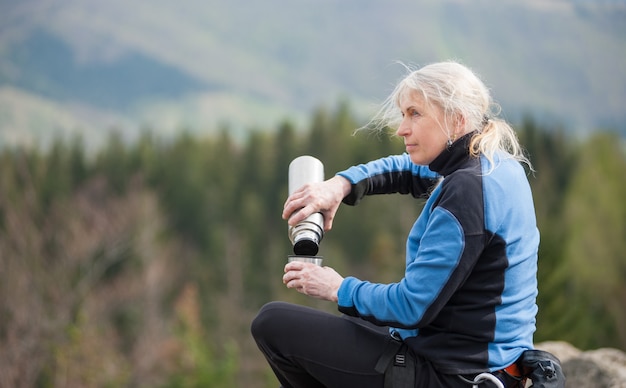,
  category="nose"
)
[396,116,410,137]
